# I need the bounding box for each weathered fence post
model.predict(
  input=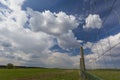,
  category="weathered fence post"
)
[80,47,103,80]
[80,46,86,80]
